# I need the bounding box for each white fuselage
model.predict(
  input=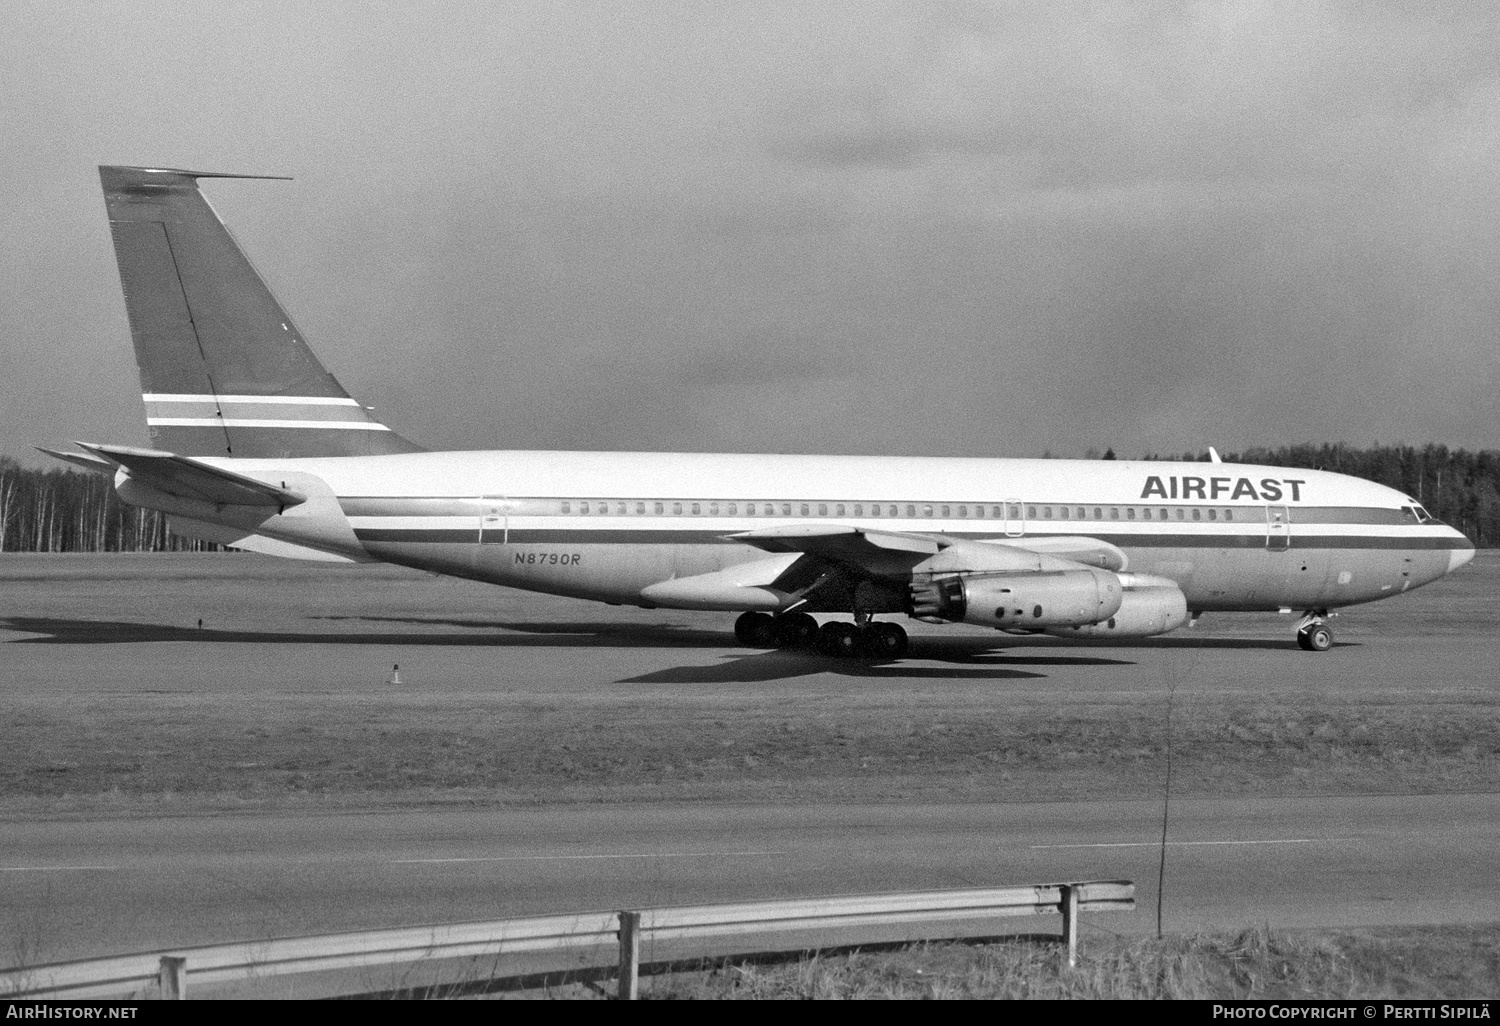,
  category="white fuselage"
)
[192,450,1474,614]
